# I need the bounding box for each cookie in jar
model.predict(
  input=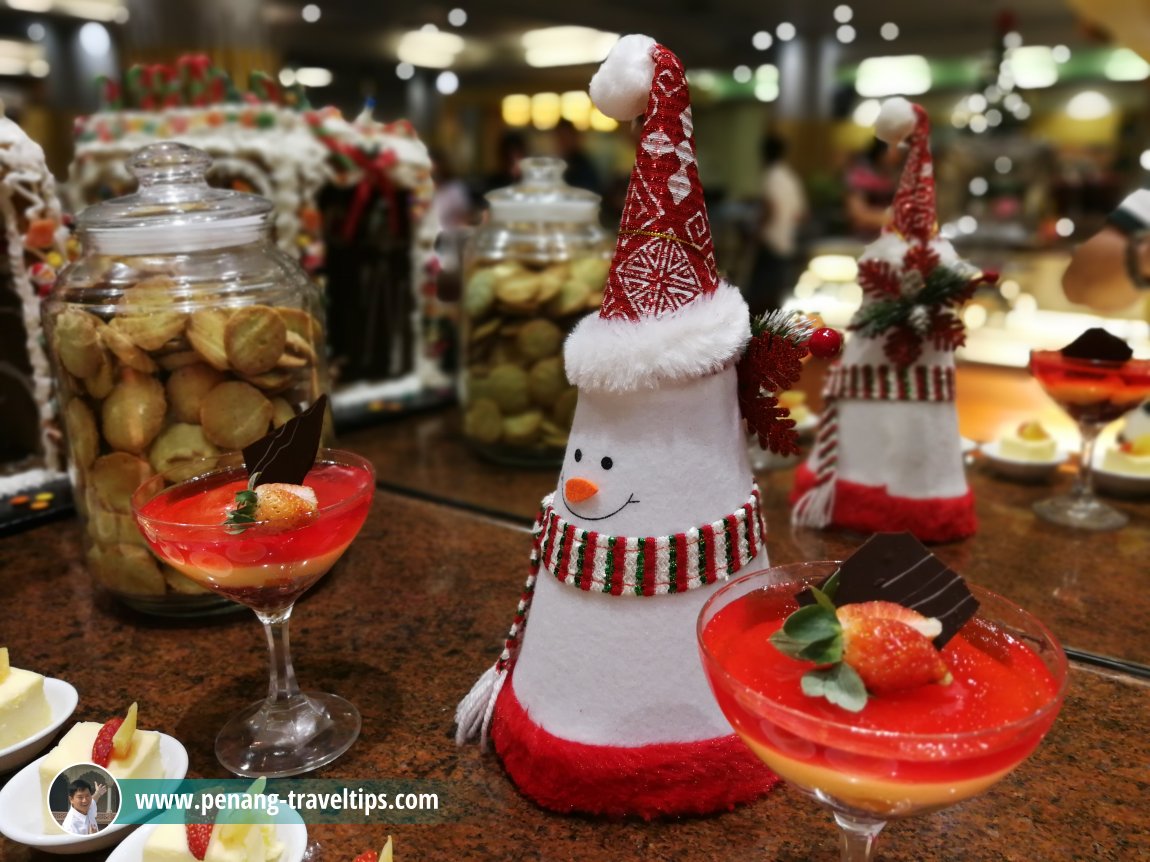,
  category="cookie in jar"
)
[43,142,329,616]
[461,158,610,465]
